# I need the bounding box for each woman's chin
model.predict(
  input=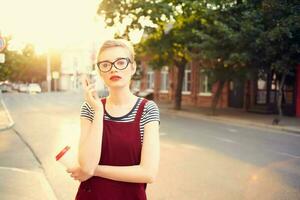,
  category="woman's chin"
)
[107,82,128,89]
